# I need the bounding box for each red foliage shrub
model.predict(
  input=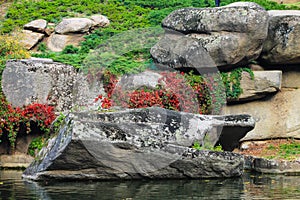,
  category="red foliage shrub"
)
[0,92,56,149]
[101,70,225,114]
